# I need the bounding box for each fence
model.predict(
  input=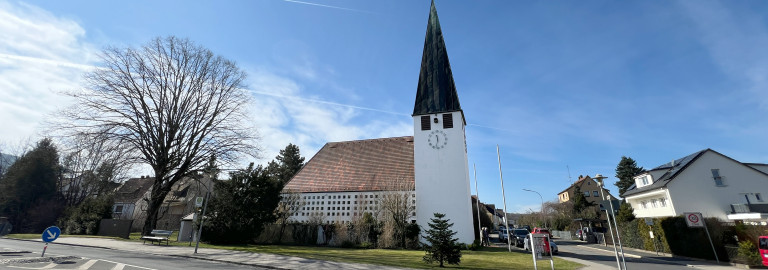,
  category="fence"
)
[551,230,573,240]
